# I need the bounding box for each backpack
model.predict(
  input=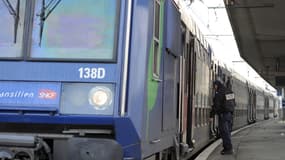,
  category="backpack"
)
[224,88,235,113]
